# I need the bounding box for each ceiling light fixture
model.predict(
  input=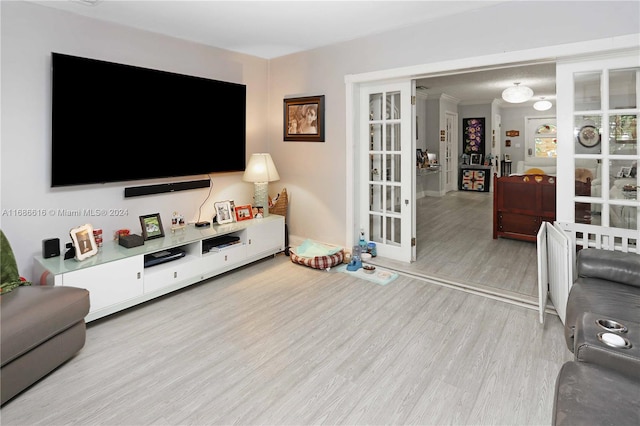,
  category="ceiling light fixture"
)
[533,97,553,111]
[502,83,534,104]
